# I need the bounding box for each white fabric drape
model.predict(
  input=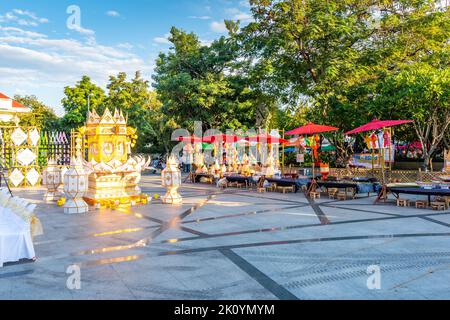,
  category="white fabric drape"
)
[0,206,35,267]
